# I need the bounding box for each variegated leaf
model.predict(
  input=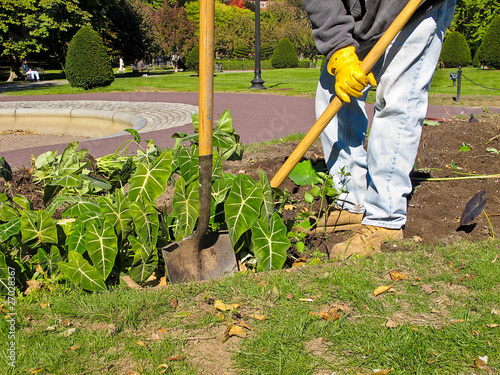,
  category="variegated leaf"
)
[0,217,21,242]
[66,221,87,254]
[12,195,33,210]
[0,201,19,222]
[59,251,107,292]
[62,198,101,217]
[128,149,172,202]
[173,146,199,183]
[172,177,199,241]
[58,142,88,176]
[86,218,118,279]
[99,190,133,238]
[21,210,58,246]
[128,236,158,283]
[225,174,263,247]
[38,246,62,275]
[0,252,10,294]
[251,212,290,271]
[258,170,274,224]
[130,198,159,244]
